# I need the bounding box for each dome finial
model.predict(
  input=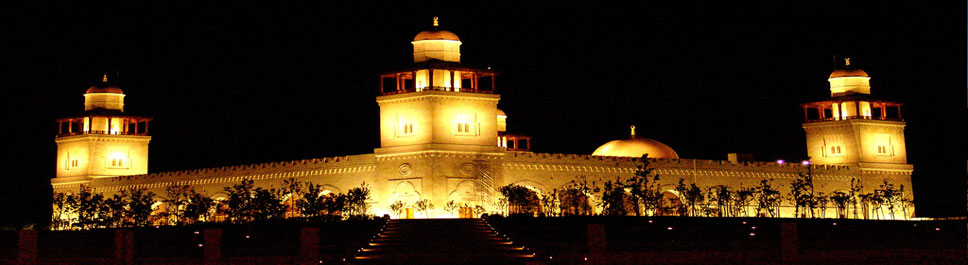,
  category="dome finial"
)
[630,125,636,137]
[844,58,851,67]
[102,74,108,83]
[433,16,439,27]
